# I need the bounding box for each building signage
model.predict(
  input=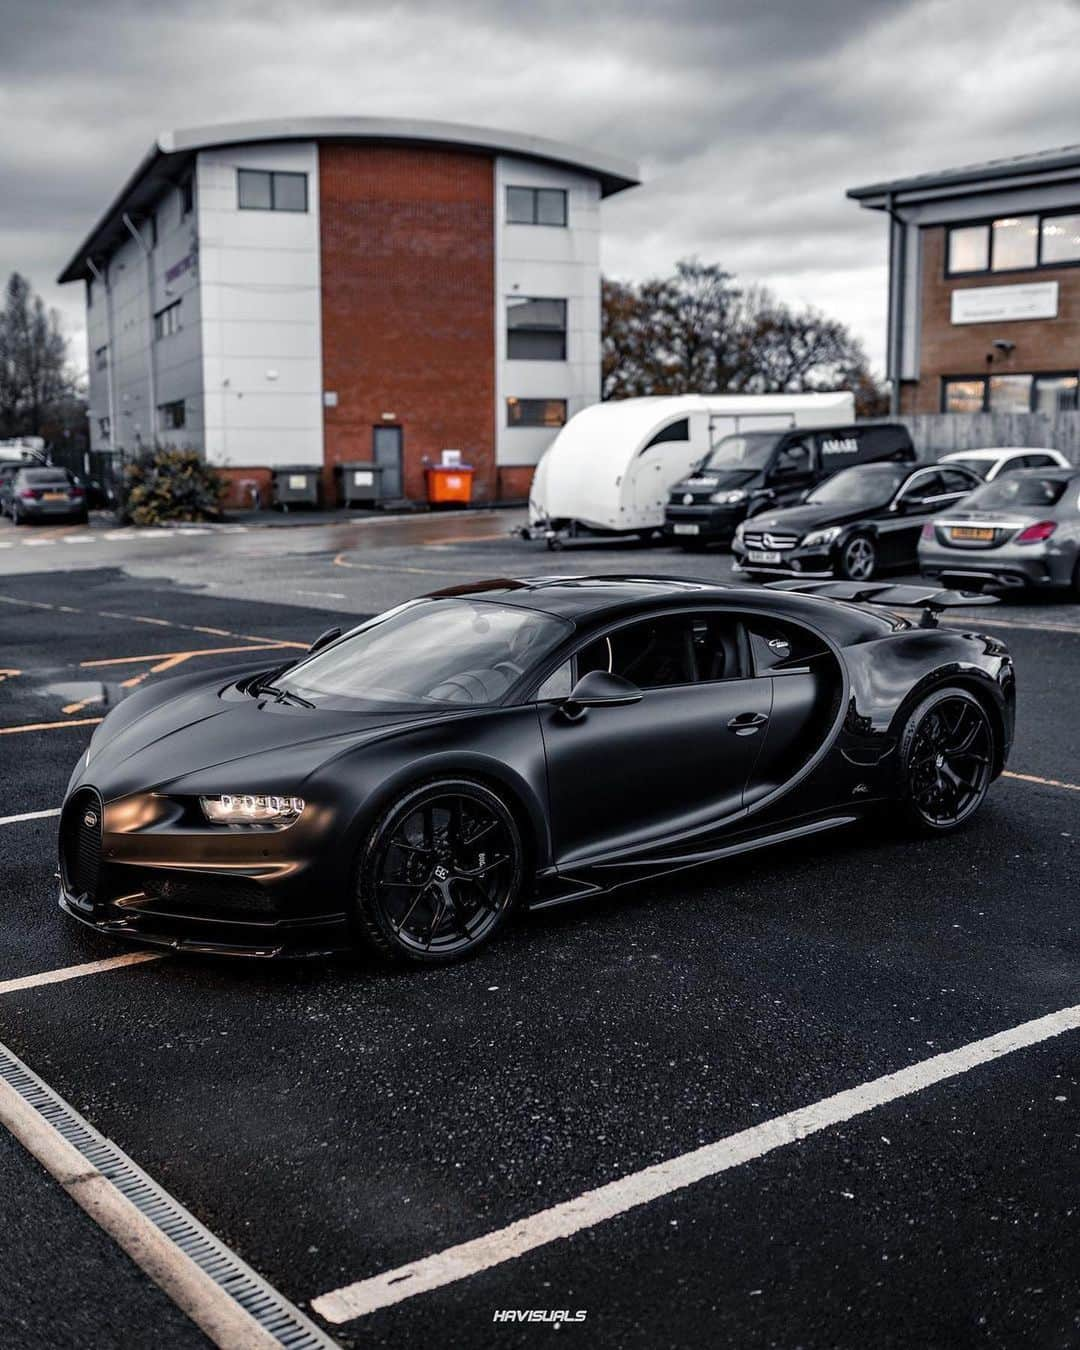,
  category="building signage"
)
[951,281,1058,325]
[165,252,196,285]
